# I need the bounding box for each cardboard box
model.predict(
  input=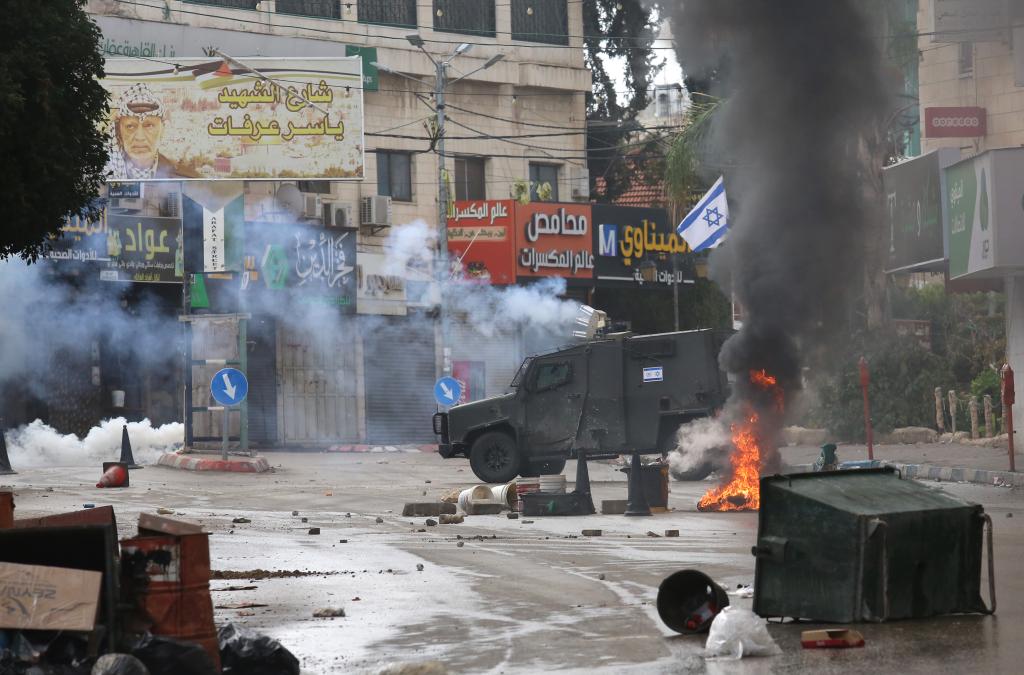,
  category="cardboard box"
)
[0,561,102,631]
[800,628,866,649]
